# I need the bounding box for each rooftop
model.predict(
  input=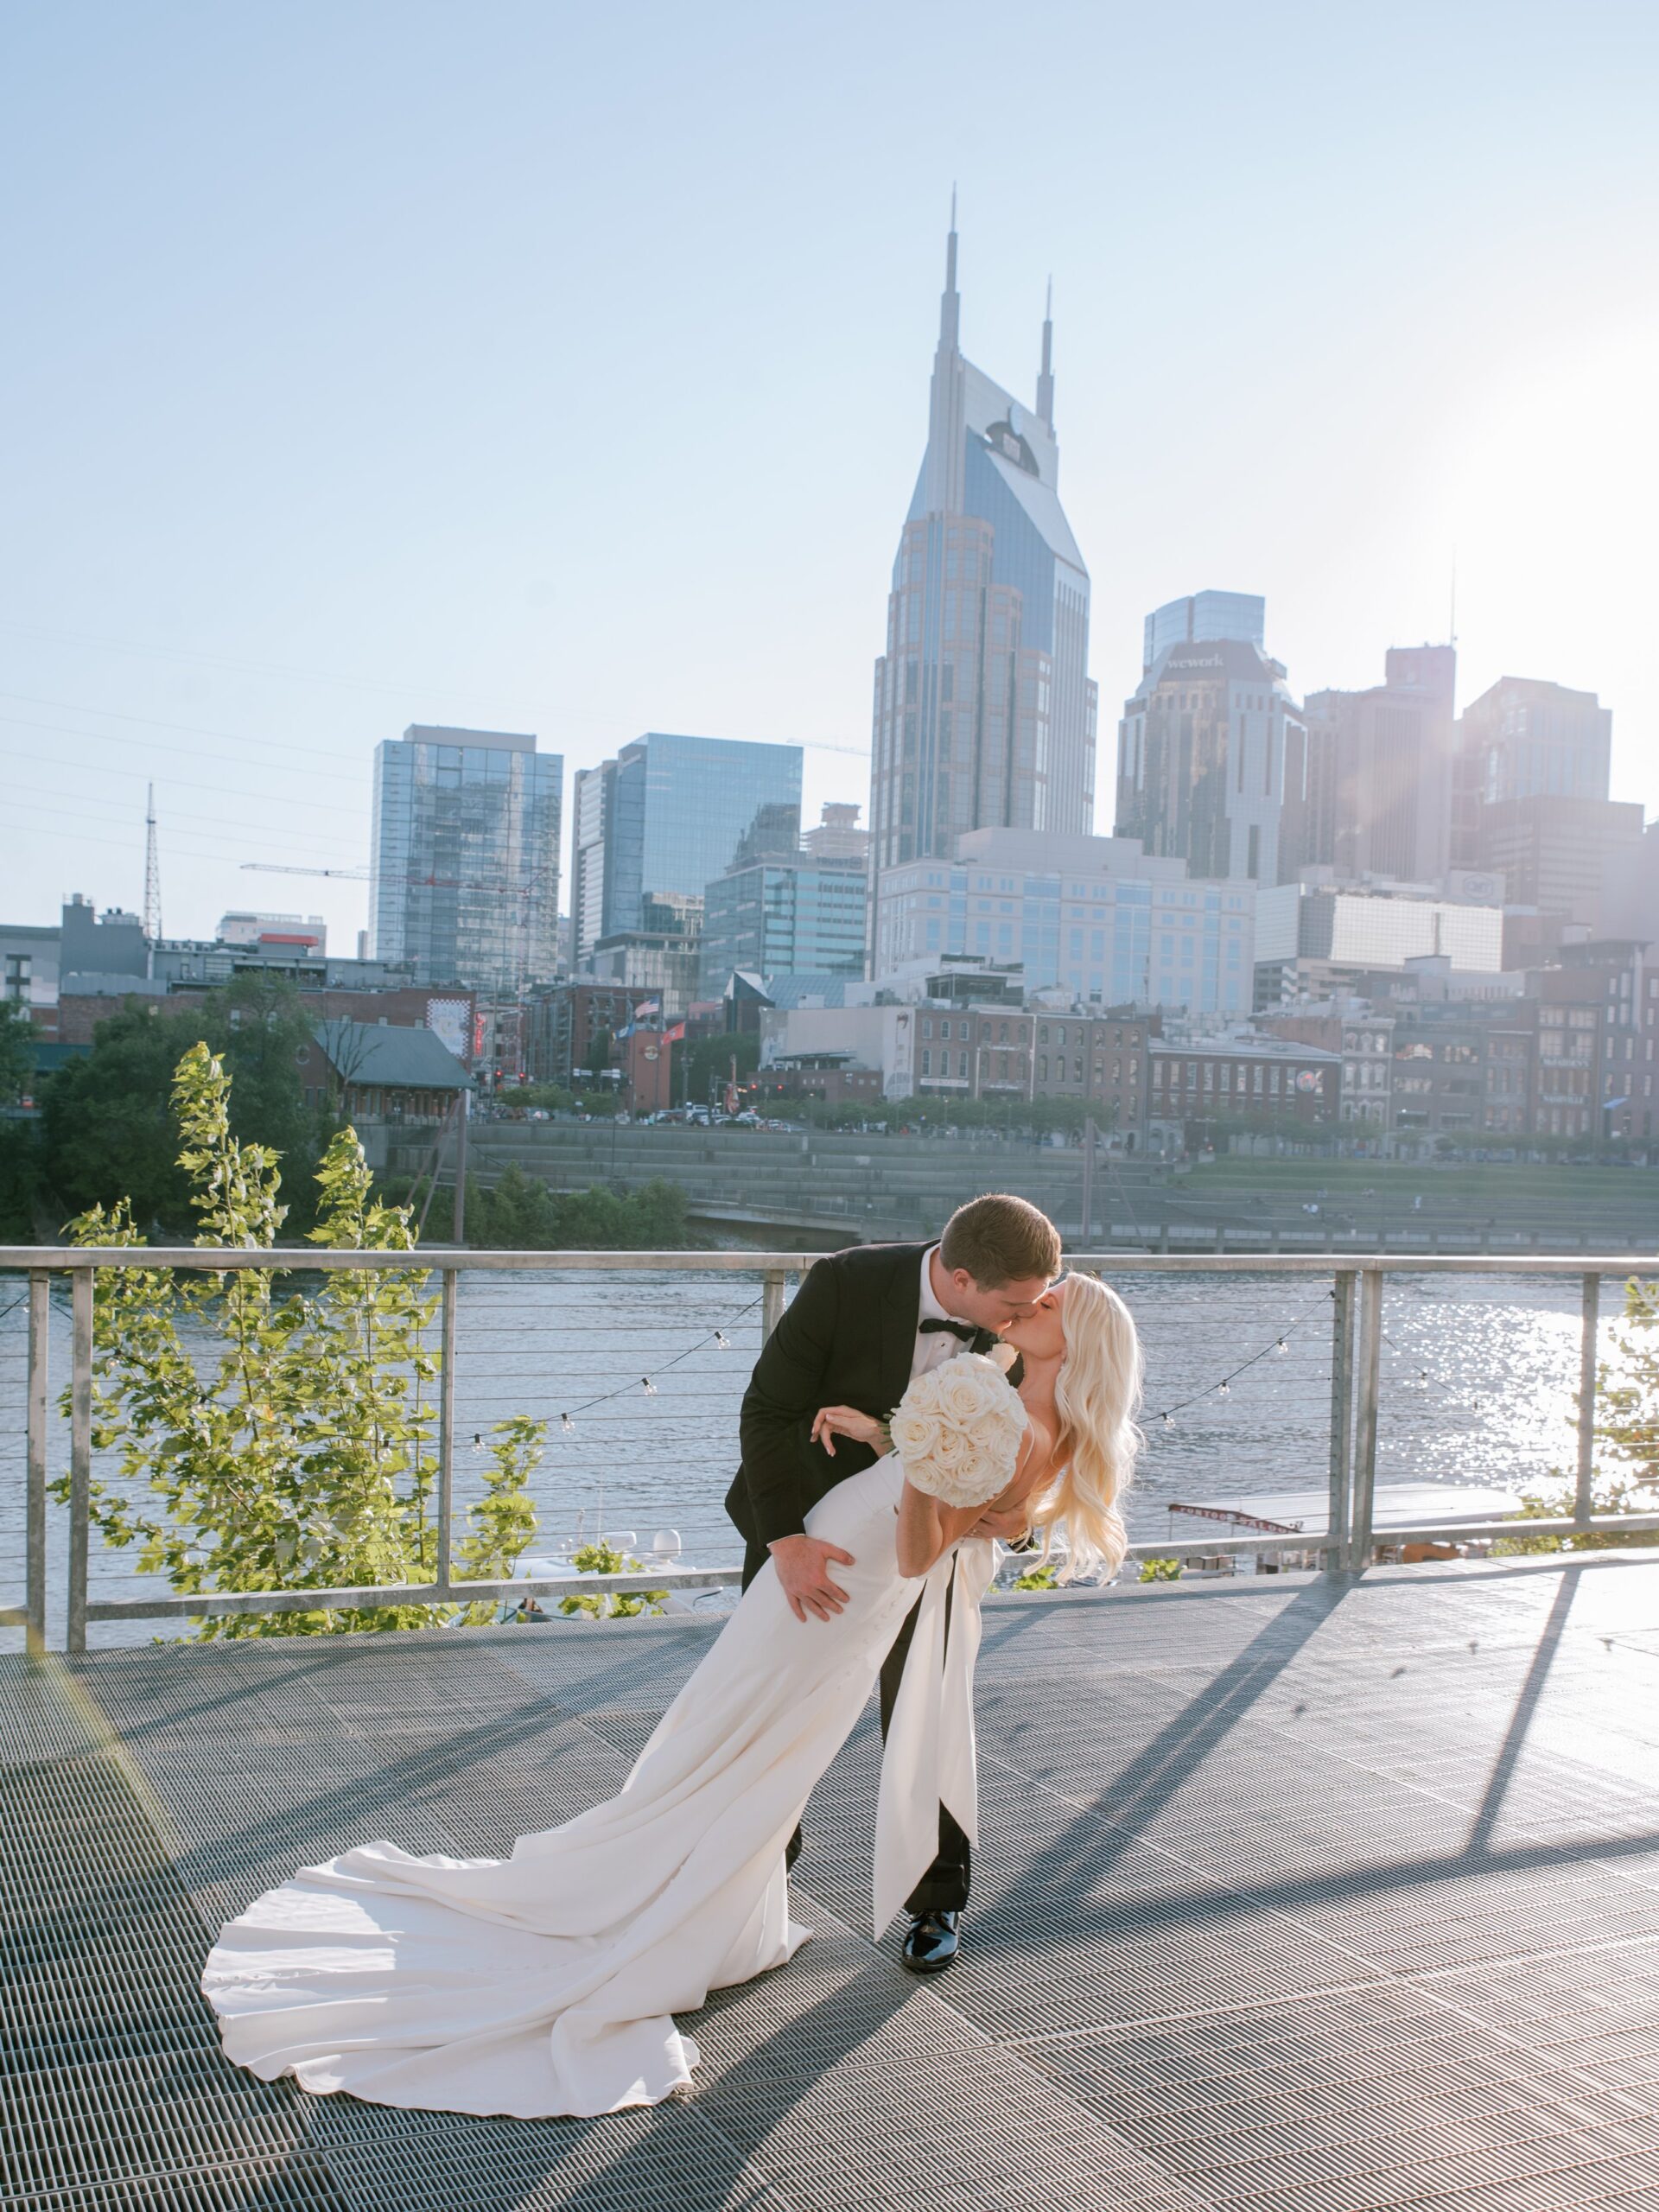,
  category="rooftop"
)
[8,1549,1659,2209]
[311,1018,469,1090]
